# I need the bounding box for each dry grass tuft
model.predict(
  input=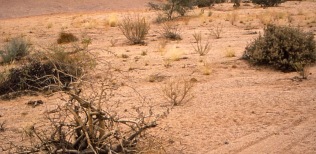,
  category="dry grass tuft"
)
[225,48,236,57]
[164,45,184,61]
